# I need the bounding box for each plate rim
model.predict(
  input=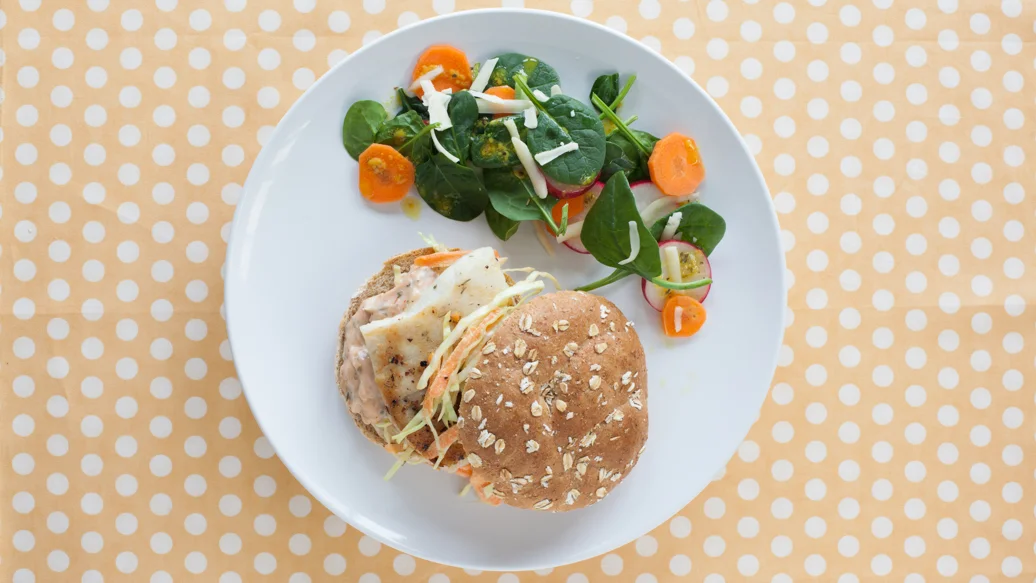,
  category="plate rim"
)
[225,7,787,571]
